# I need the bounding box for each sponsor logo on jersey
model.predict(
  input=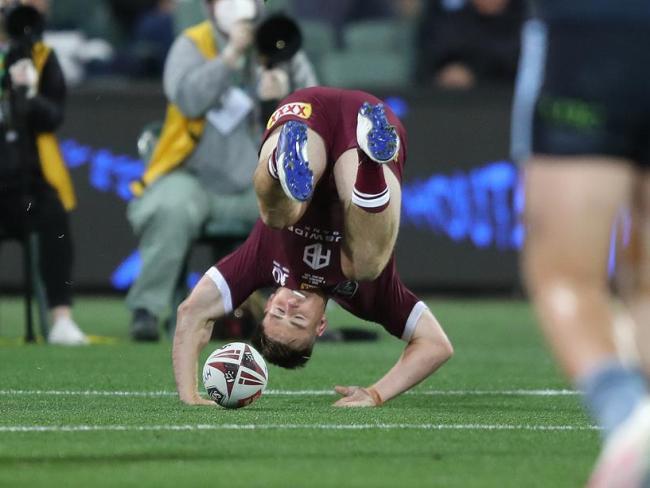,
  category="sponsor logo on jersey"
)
[303,243,331,271]
[333,280,359,298]
[287,225,343,243]
[266,102,313,129]
[272,261,290,286]
[300,283,319,291]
